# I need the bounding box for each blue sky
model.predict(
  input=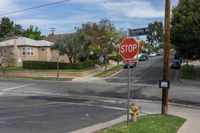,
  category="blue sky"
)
[0,0,179,35]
